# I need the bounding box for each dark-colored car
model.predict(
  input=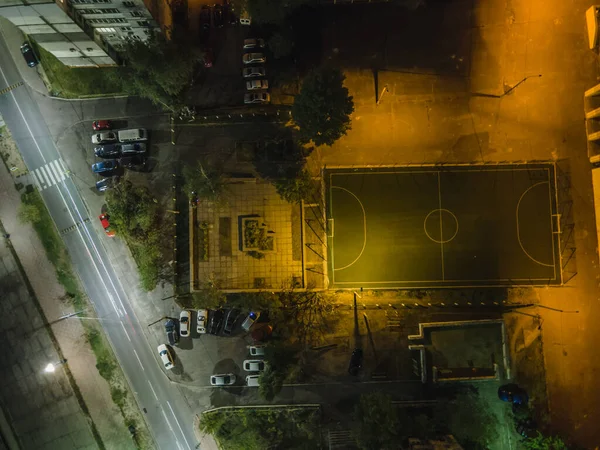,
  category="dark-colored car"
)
[203,49,214,68]
[223,1,237,25]
[165,319,179,345]
[498,384,529,406]
[94,144,121,159]
[222,308,240,335]
[120,143,146,156]
[208,309,224,335]
[213,4,224,27]
[96,177,117,192]
[120,155,147,170]
[348,348,363,376]
[20,42,38,67]
[92,159,118,174]
[200,5,211,30]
